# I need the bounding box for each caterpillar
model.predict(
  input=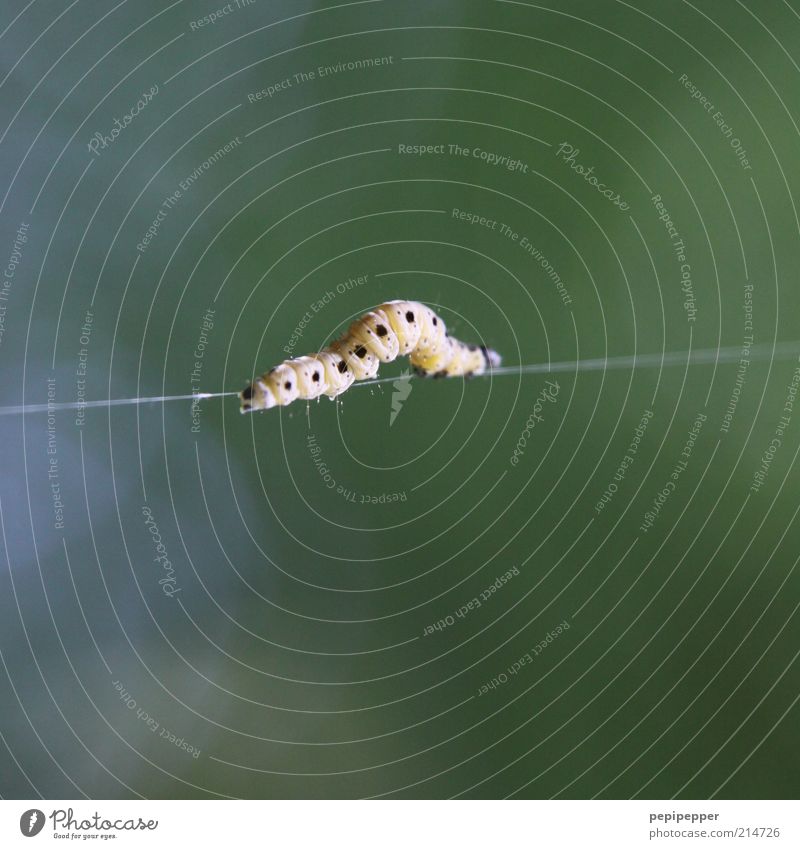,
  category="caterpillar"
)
[240,300,501,413]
